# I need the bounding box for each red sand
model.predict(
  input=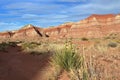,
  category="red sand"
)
[0,46,50,80]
